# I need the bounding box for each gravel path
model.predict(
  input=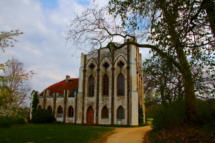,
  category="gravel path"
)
[103,126,152,143]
